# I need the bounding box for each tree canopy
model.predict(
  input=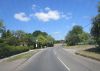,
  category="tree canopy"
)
[91,3,100,47]
[65,25,90,46]
[0,22,54,58]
